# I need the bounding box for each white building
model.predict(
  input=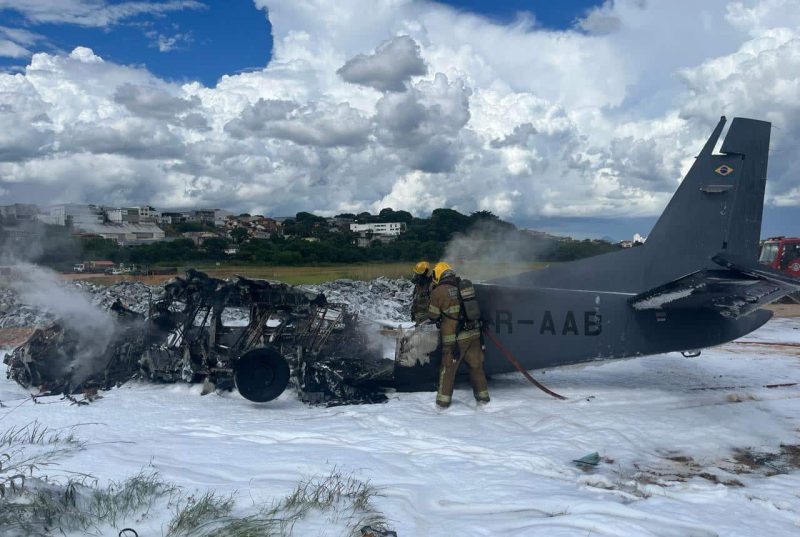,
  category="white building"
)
[107,206,159,224]
[213,209,232,226]
[74,222,166,245]
[349,222,406,236]
[43,204,104,227]
[0,204,38,222]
